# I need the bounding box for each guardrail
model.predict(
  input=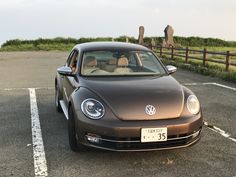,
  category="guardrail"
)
[151,45,236,71]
